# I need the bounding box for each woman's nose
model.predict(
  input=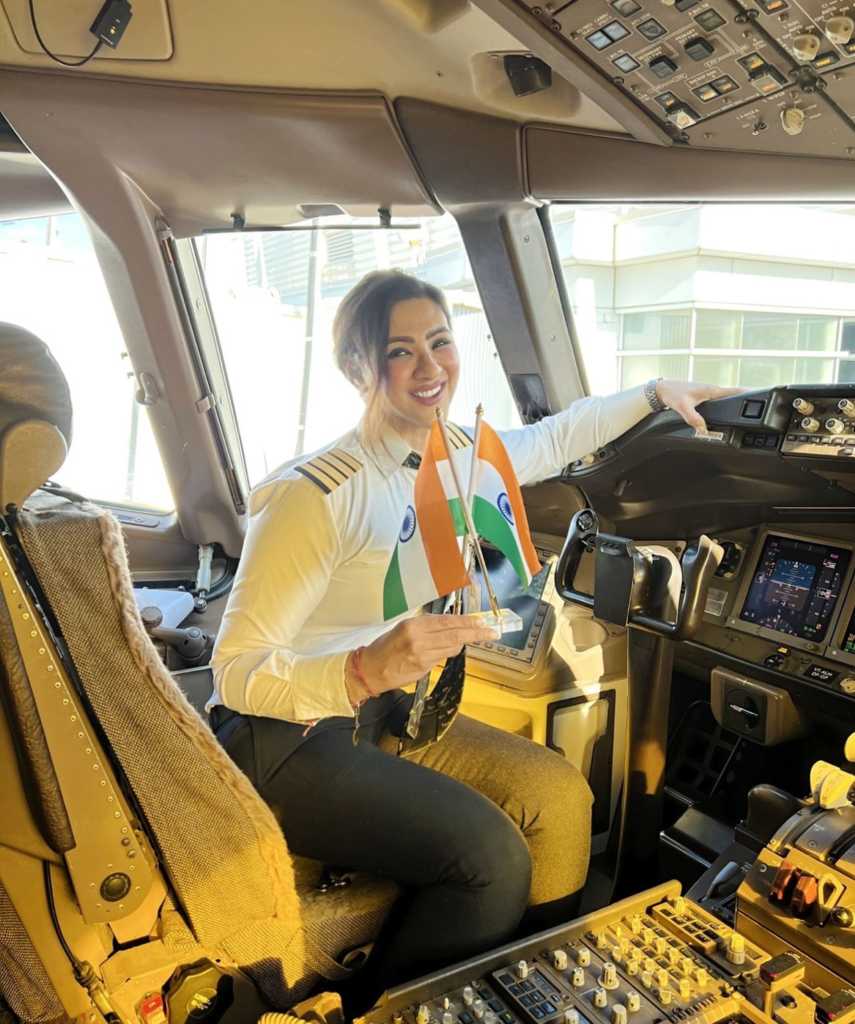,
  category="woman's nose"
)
[416,349,441,377]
